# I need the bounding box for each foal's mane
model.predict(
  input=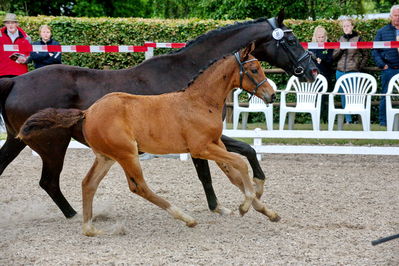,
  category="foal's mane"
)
[170,17,267,54]
[179,52,237,92]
